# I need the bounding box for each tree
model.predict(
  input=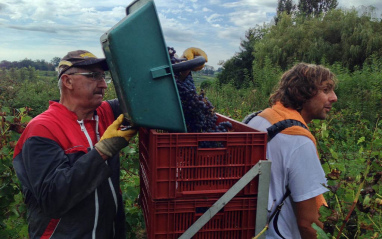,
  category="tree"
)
[253,8,382,71]
[0,59,55,71]
[297,0,338,17]
[217,26,268,88]
[50,57,61,68]
[275,0,338,24]
[0,60,12,69]
[275,0,295,24]
[201,65,215,75]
